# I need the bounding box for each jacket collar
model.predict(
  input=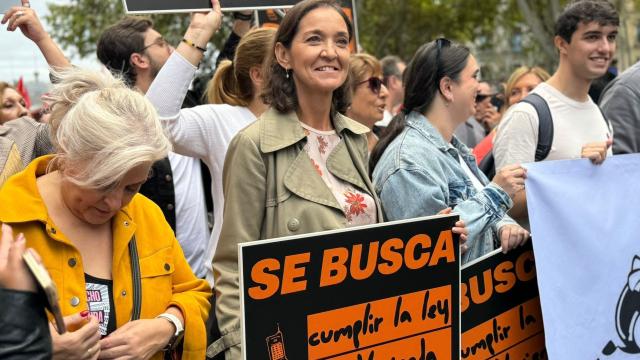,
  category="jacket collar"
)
[0,155,134,225]
[259,108,370,153]
[405,111,472,158]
